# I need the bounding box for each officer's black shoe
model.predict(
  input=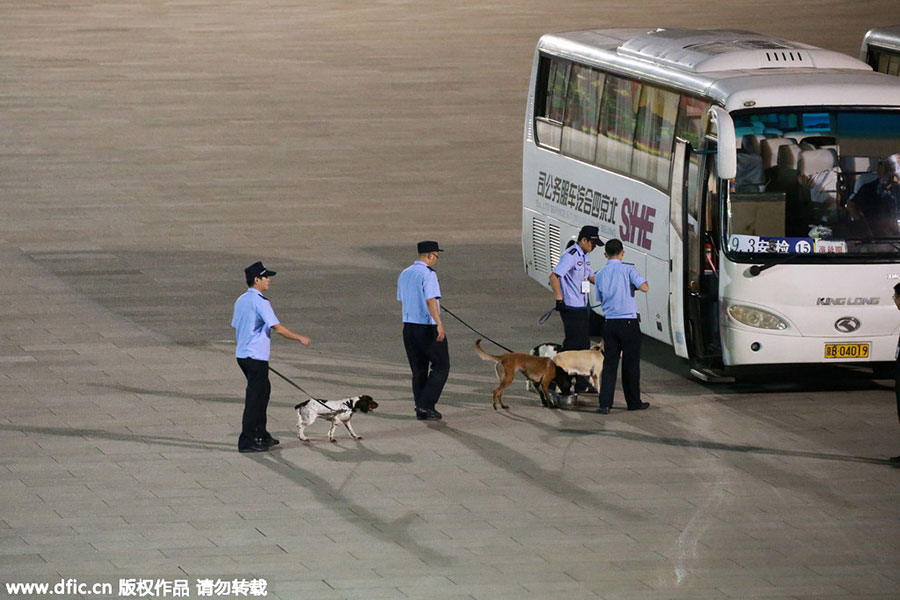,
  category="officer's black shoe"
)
[628,402,650,411]
[261,437,280,447]
[238,442,268,453]
[417,408,442,421]
[597,406,610,415]
[890,455,900,464]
